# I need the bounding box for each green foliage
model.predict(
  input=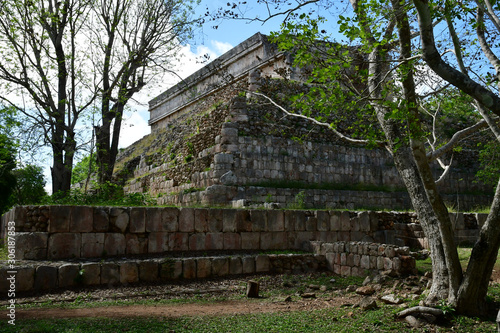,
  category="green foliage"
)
[288,191,306,209]
[10,164,47,205]
[476,140,500,186]
[72,154,98,185]
[0,133,17,213]
[43,181,155,207]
